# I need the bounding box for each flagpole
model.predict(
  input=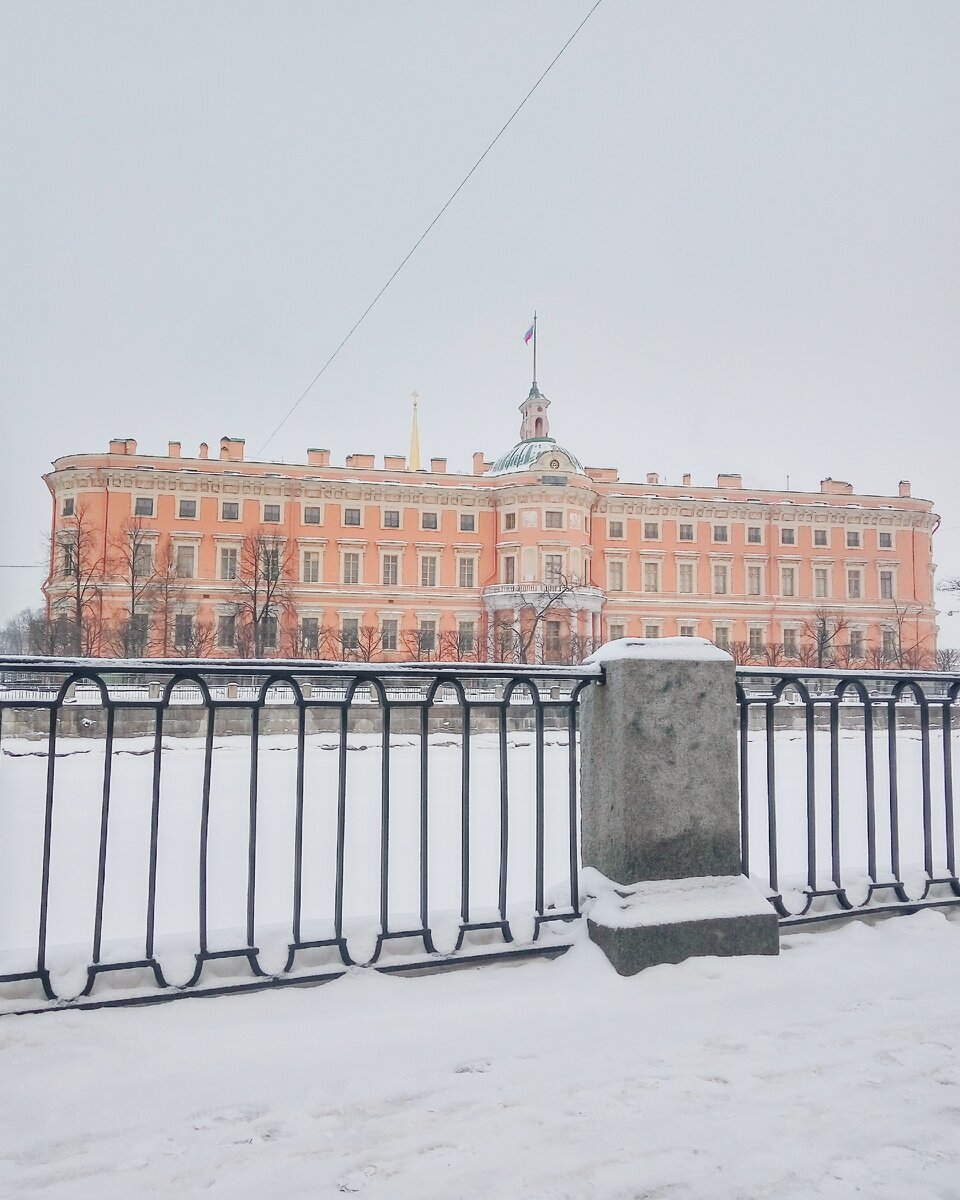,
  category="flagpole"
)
[532,311,537,387]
